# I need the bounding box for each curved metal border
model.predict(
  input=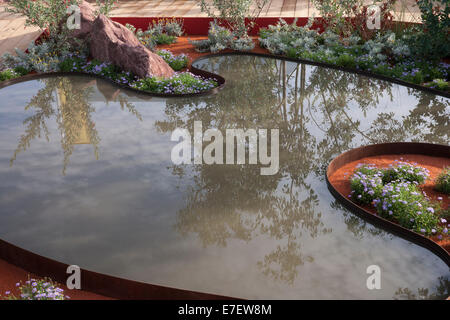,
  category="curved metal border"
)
[190,51,450,99]
[0,67,226,98]
[0,237,237,300]
[0,51,449,99]
[326,142,450,268]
